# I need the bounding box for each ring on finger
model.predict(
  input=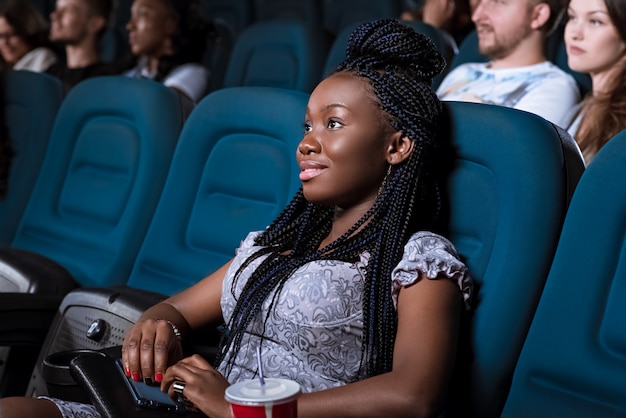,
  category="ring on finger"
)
[172,380,186,396]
